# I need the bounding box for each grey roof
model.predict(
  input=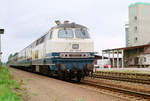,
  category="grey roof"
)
[52,23,87,29]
